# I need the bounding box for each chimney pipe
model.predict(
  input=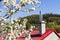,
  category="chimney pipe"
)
[39,11,46,35]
